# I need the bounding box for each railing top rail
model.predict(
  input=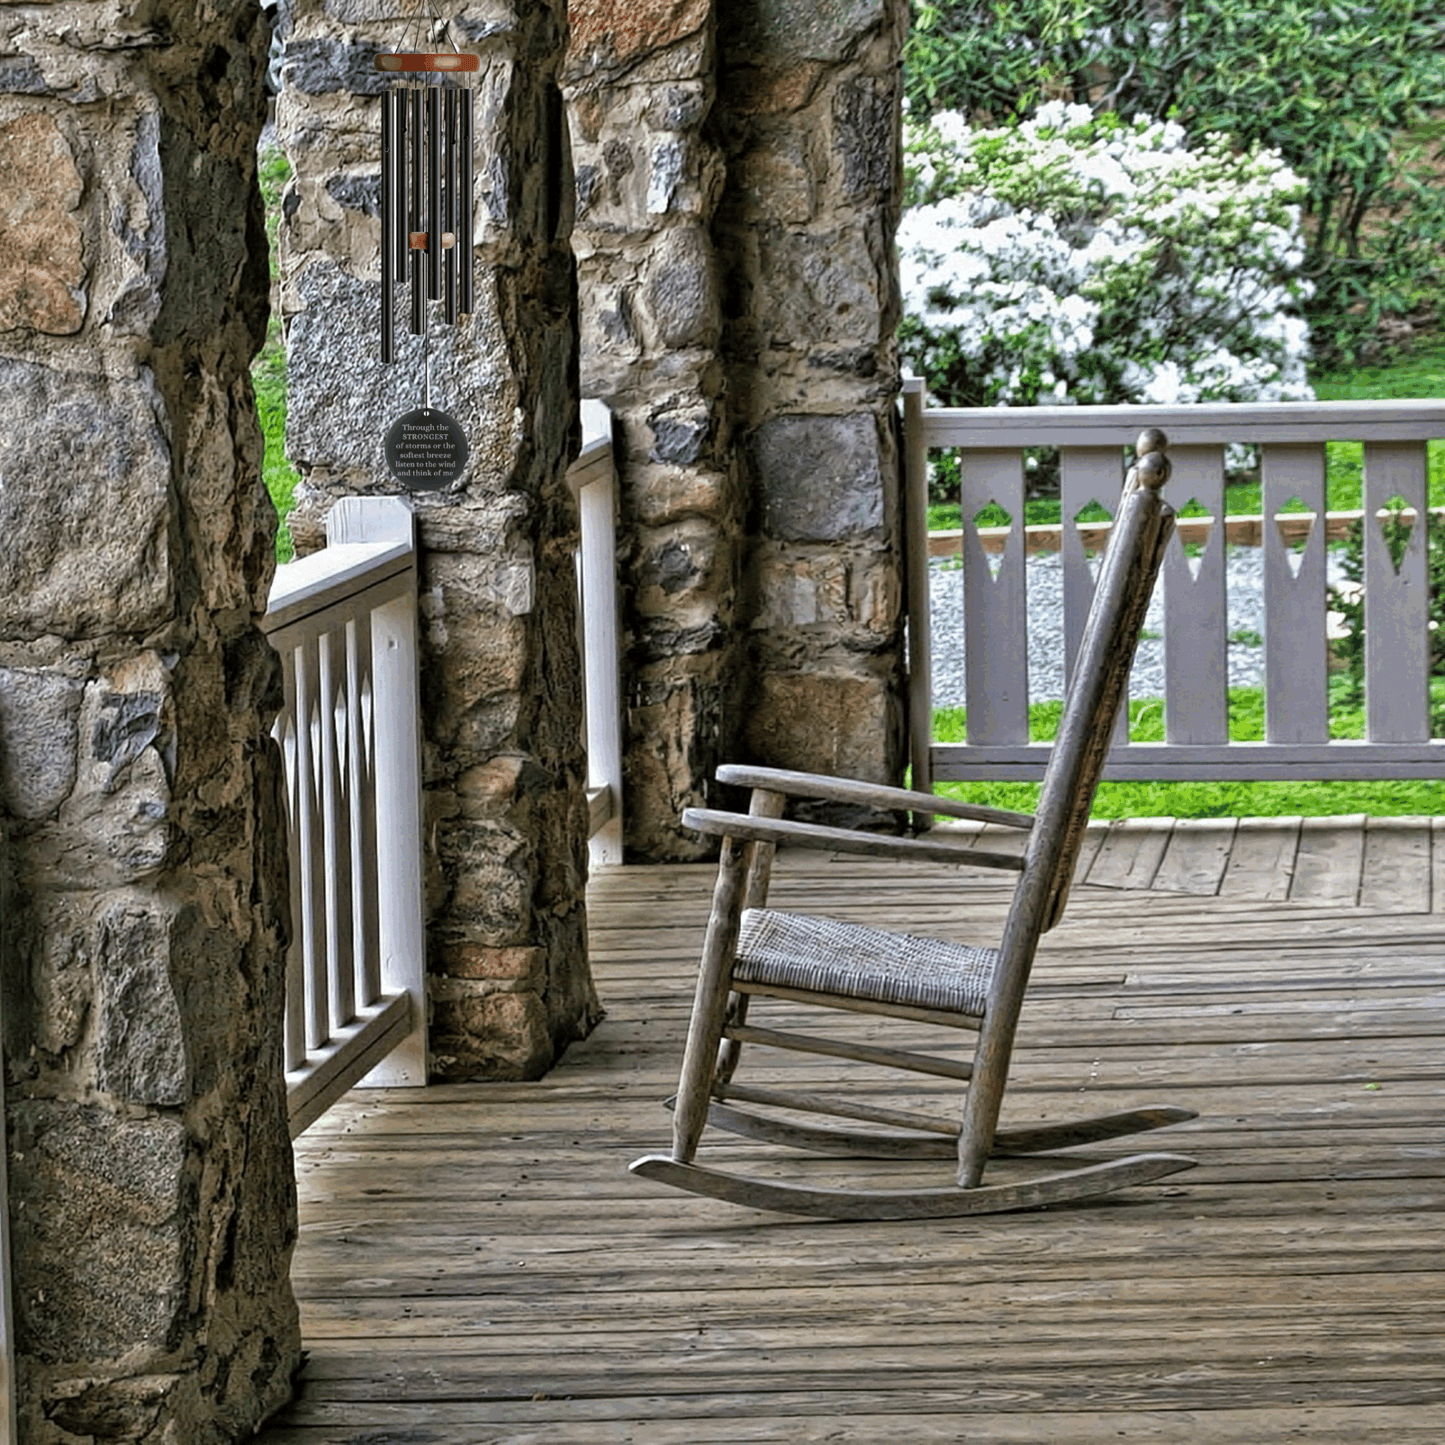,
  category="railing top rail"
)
[569,399,615,494]
[263,539,414,635]
[916,398,1445,448]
